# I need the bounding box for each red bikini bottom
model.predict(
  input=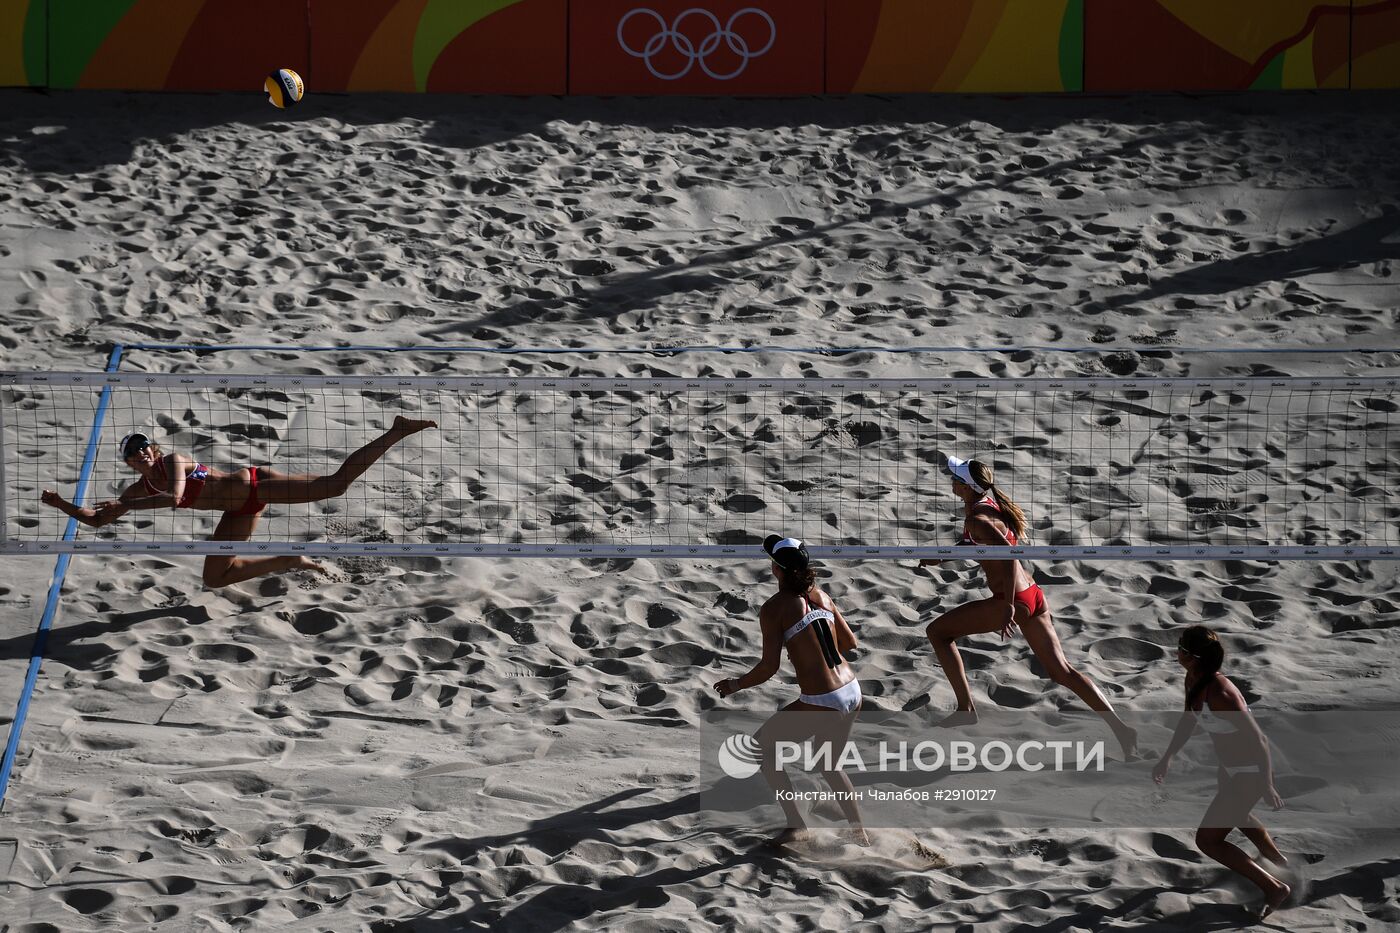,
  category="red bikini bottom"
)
[1013,583,1048,616]
[232,466,265,516]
